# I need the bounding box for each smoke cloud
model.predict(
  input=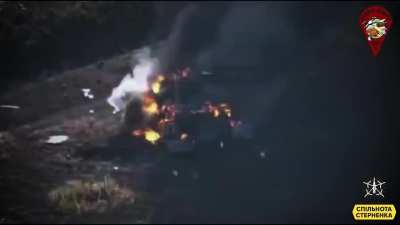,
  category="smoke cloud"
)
[107,2,231,114]
[107,47,158,114]
[154,3,230,71]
